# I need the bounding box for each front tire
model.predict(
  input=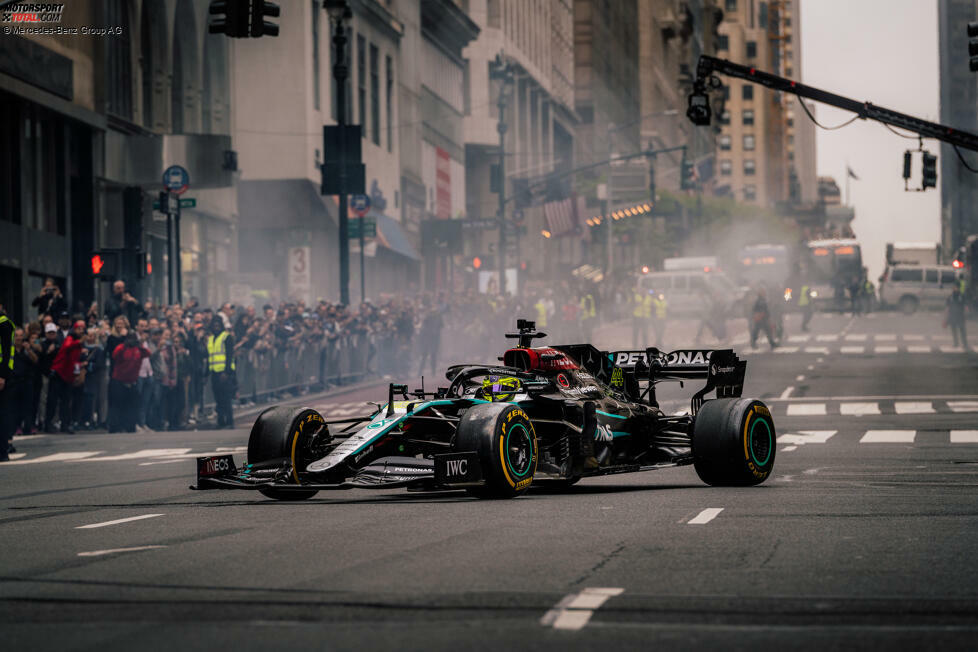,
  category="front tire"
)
[455,403,537,498]
[692,398,775,487]
[247,406,326,500]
